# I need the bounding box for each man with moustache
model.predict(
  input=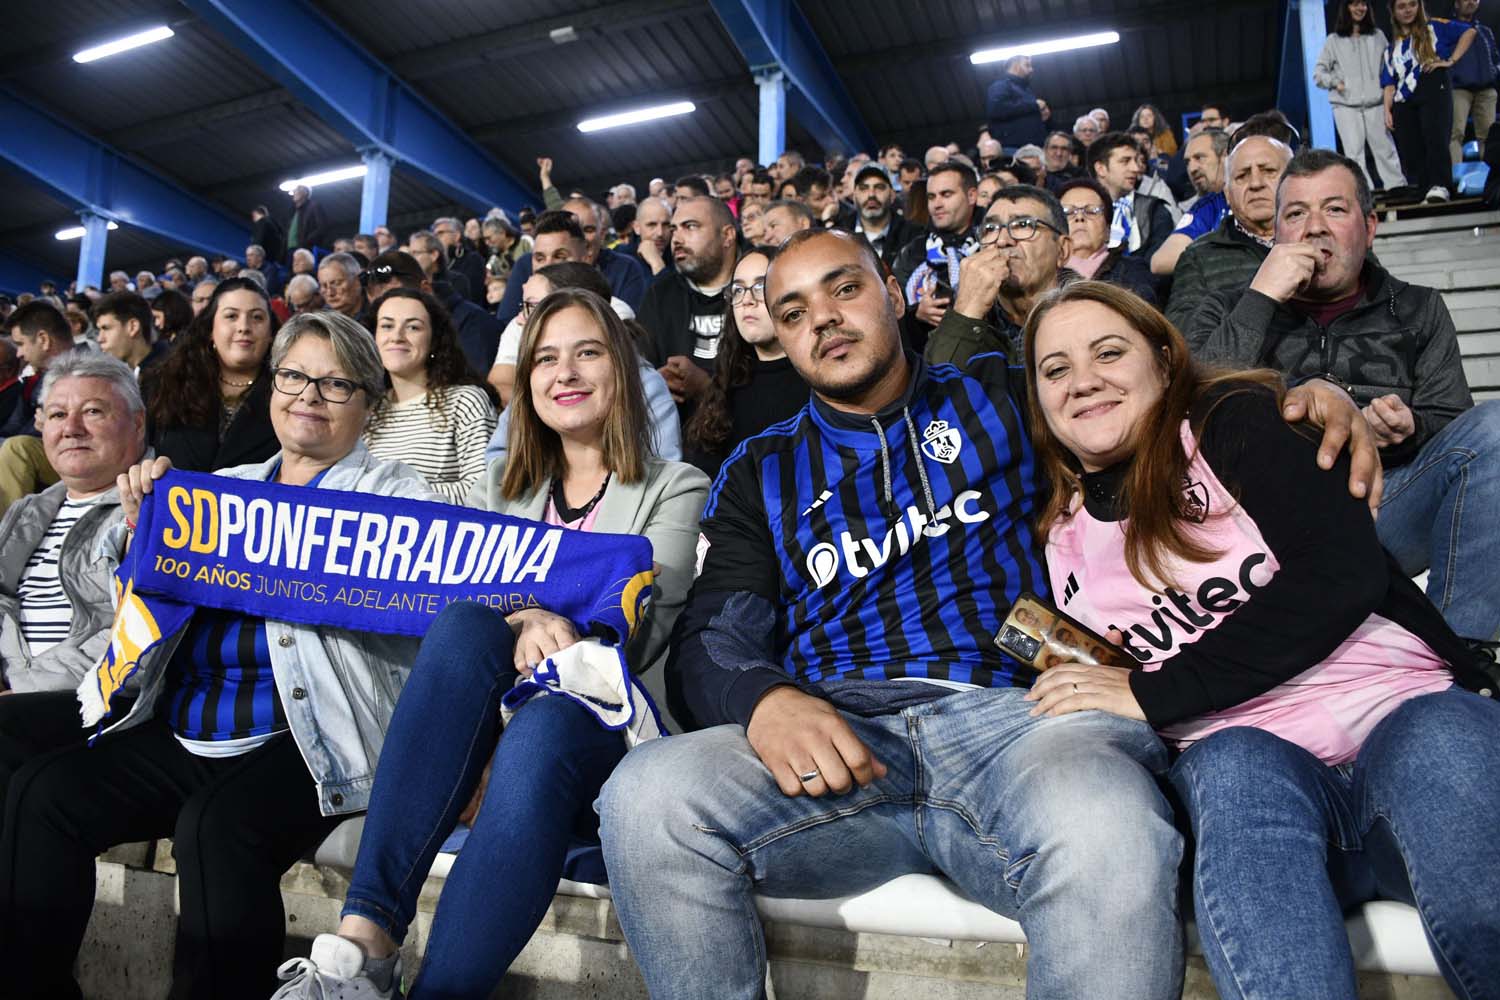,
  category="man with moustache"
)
[851,165,918,269]
[598,227,1187,999]
[1151,128,1232,277]
[1165,134,1292,331]
[924,185,1074,363]
[1186,148,1500,656]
